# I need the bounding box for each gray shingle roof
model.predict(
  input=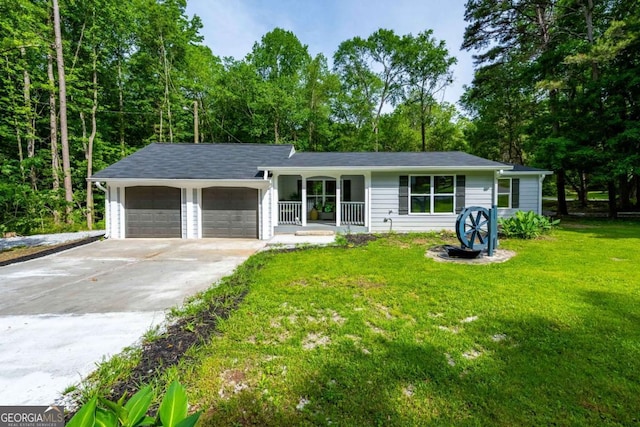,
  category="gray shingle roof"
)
[259,151,507,169]
[91,143,294,180]
[92,144,528,181]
